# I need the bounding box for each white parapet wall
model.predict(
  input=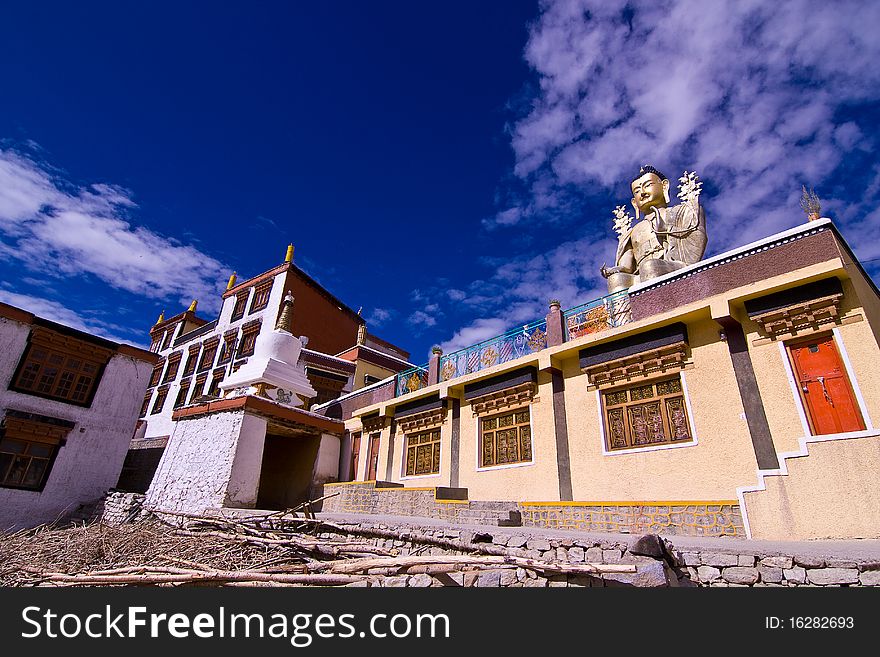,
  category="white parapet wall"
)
[145,408,268,515]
